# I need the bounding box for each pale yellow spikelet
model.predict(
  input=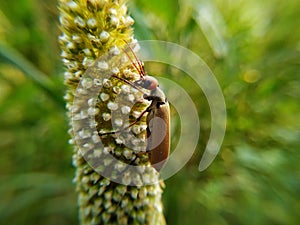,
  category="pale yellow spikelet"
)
[58,0,166,224]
